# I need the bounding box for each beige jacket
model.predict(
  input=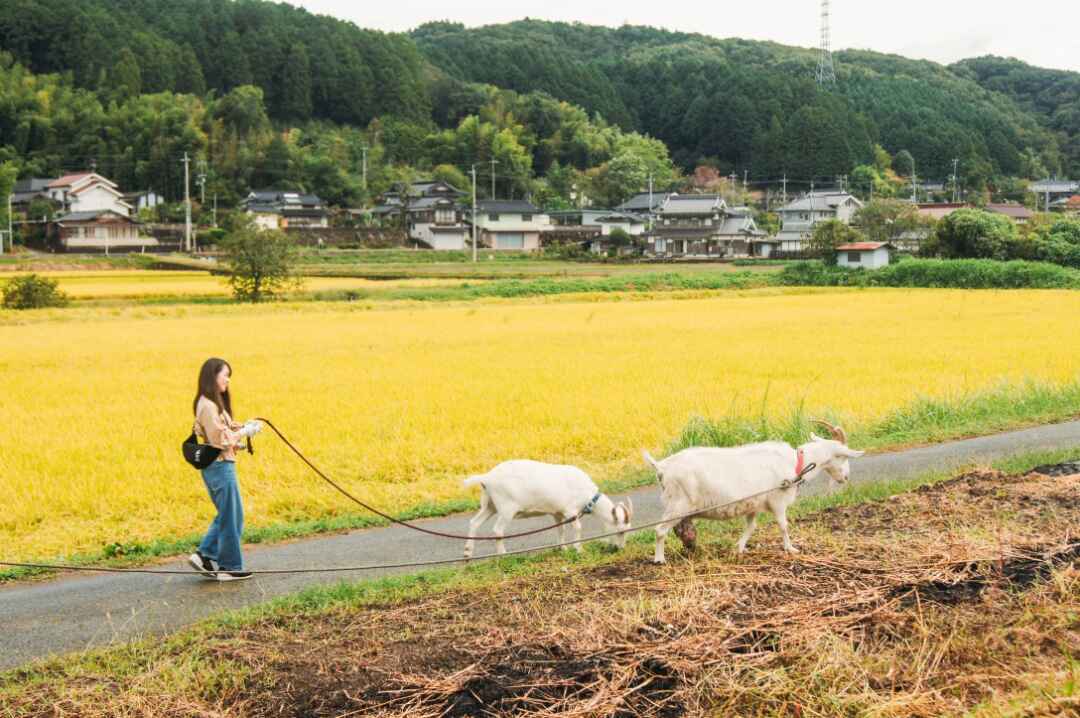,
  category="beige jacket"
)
[194,395,245,462]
